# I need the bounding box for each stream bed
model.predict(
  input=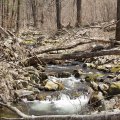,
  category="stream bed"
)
[1,60,120,117]
[20,63,95,116]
